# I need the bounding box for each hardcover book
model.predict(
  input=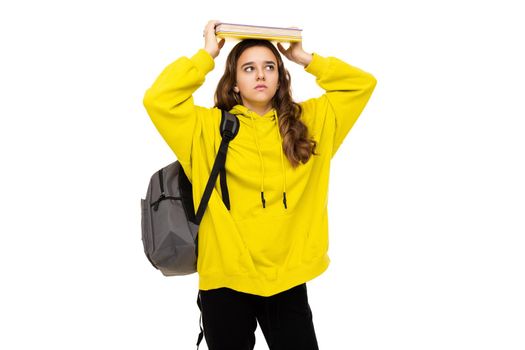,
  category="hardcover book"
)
[215,22,302,42]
